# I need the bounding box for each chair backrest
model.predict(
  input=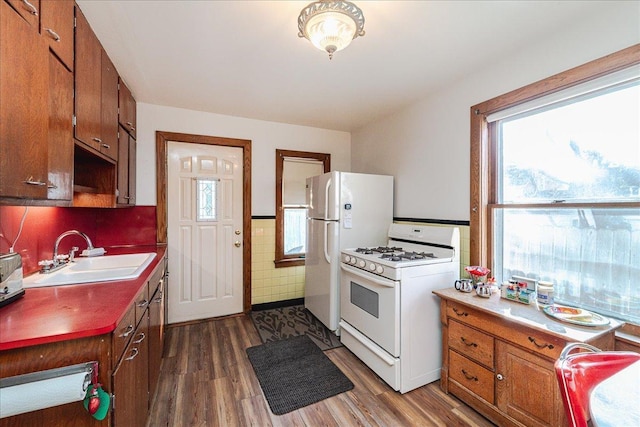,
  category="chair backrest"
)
[554,342,640,427]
